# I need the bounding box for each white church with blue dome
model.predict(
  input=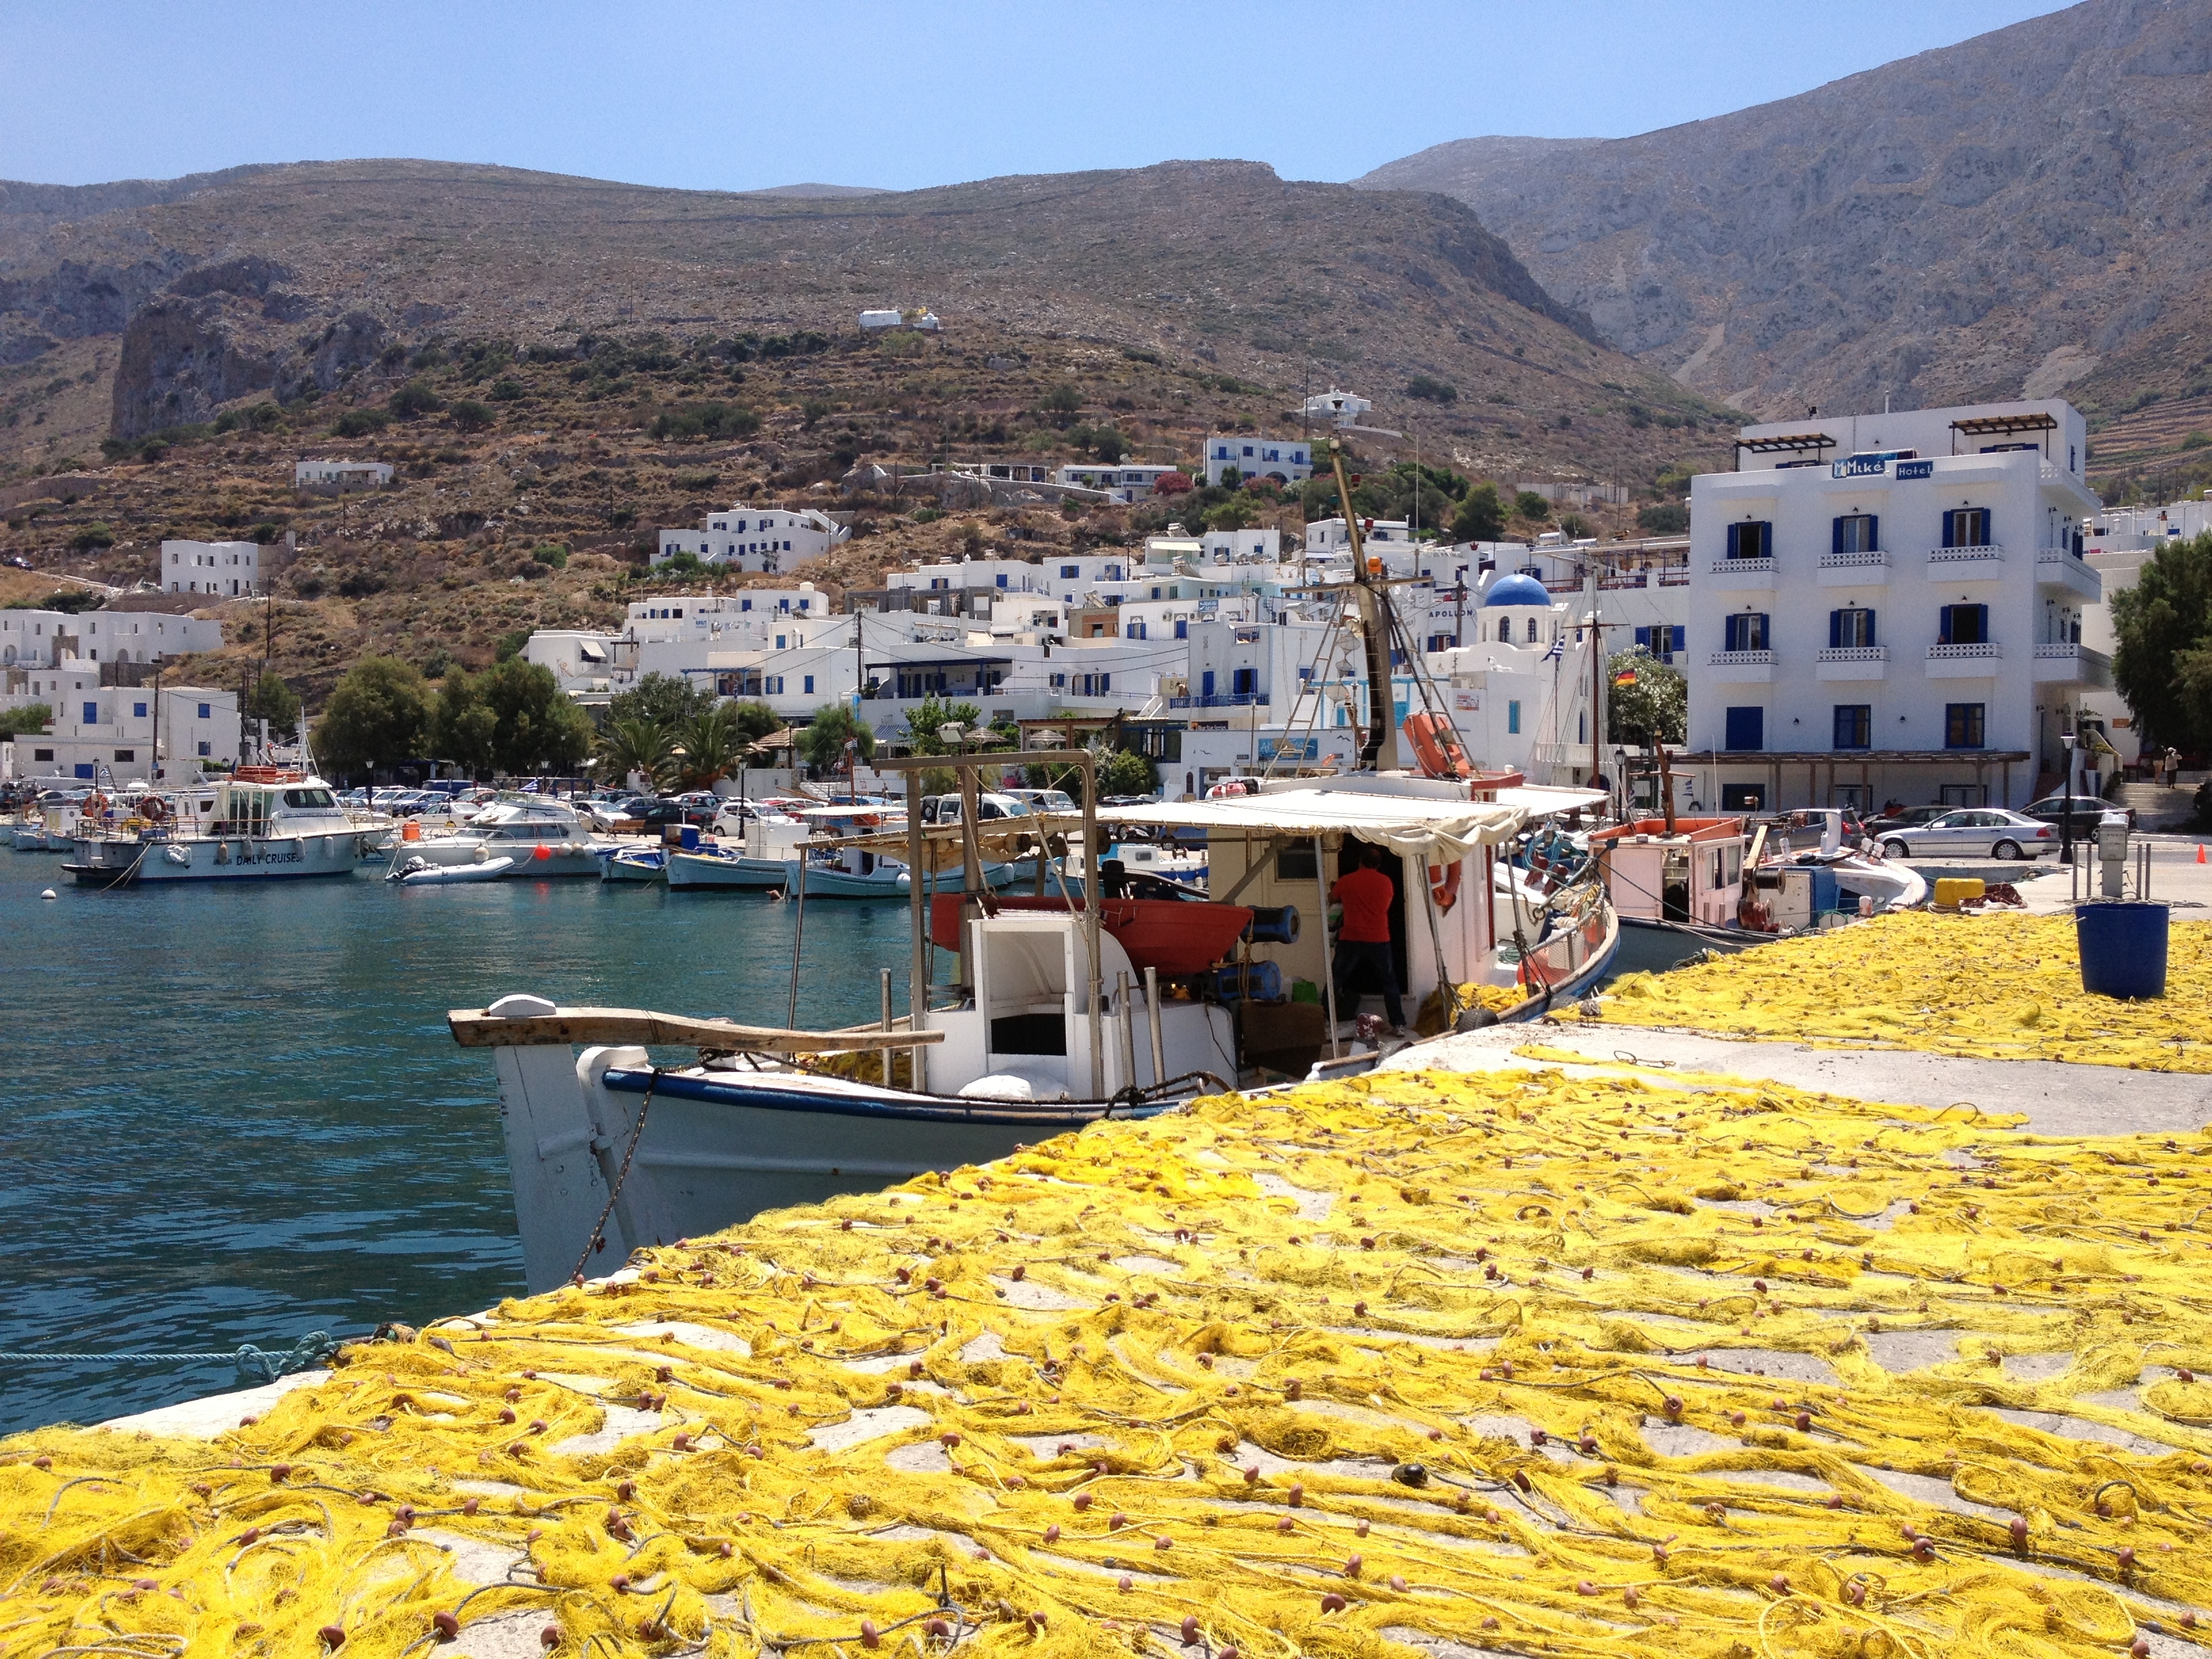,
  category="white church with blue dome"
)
[1418,566,1607,786]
